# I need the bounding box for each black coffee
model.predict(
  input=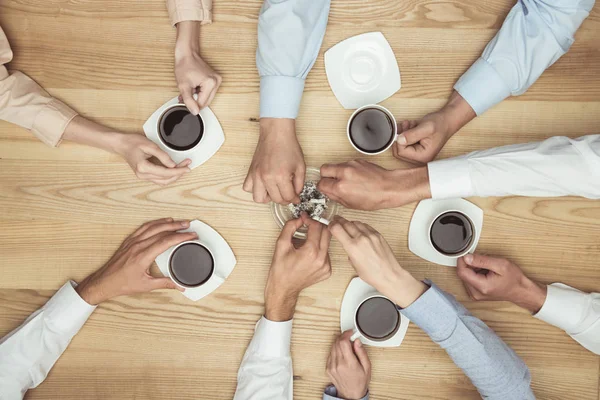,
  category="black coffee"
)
[159,105,204,151]
[169,243,214,287]
[430,211,474,256]
[349,108,394,153]
[355,297,400,341]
